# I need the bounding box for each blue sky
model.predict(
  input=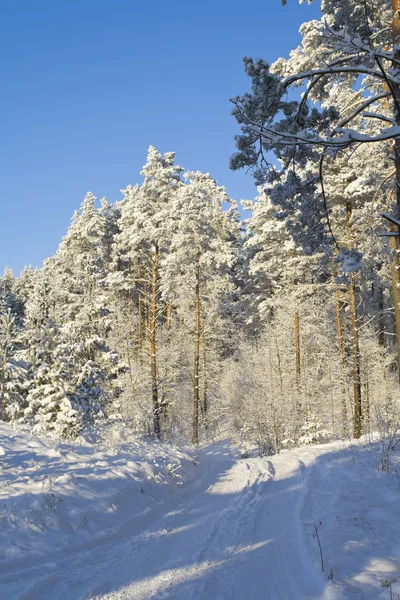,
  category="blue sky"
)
[1,0,320,274]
